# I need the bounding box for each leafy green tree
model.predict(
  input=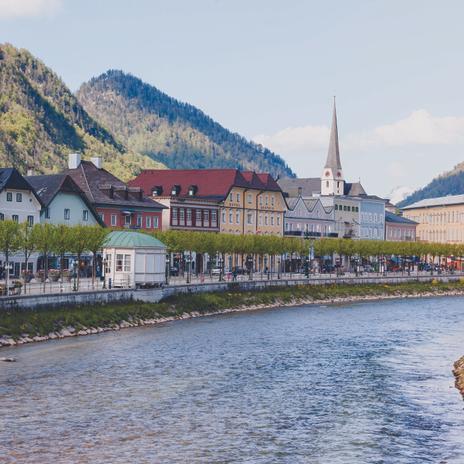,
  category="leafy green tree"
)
[33,223,56,292]
[0,220,21,296]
